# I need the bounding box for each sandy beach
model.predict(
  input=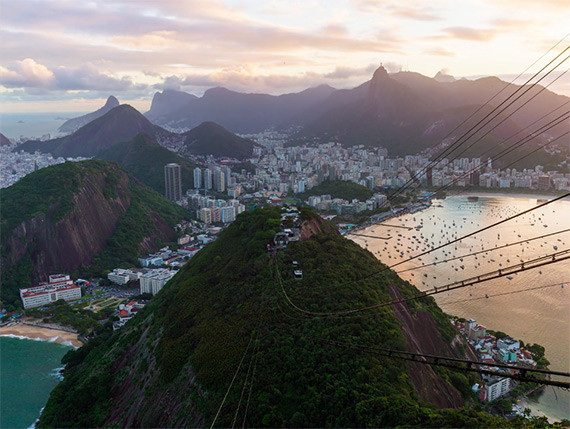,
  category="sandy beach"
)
[0,323,83,348]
